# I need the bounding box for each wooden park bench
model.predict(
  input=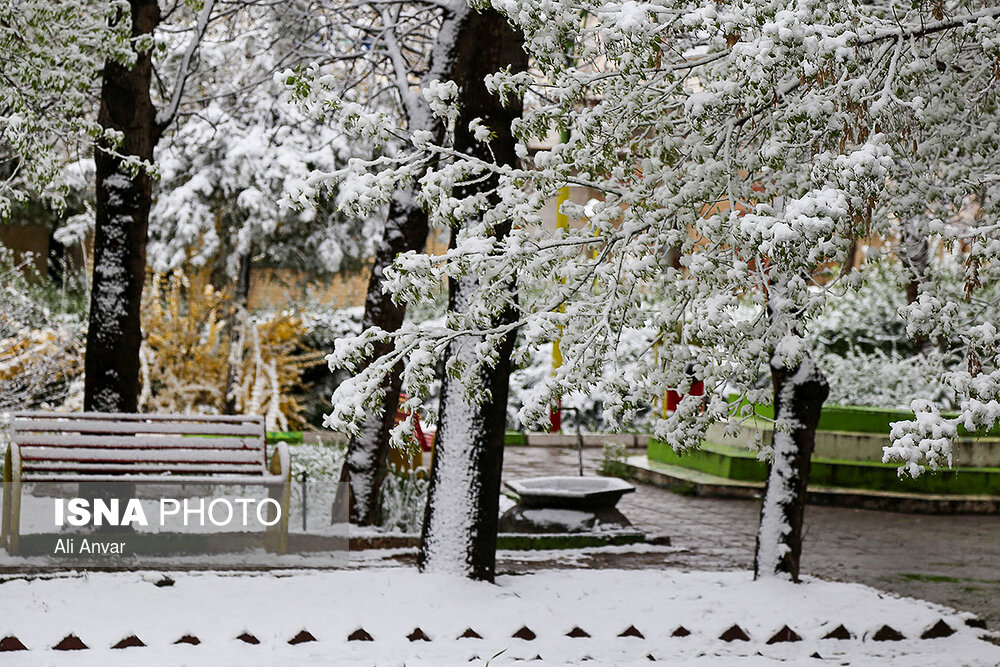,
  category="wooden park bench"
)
[2,412,290,556]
